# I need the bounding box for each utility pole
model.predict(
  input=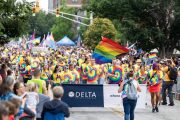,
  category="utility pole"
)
[90,11,93,25]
